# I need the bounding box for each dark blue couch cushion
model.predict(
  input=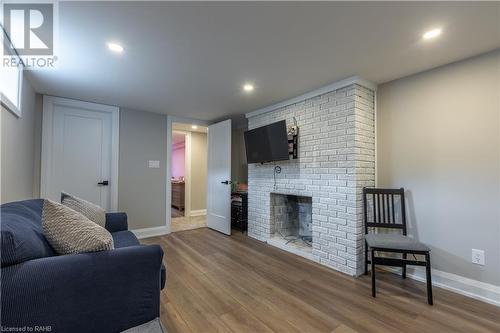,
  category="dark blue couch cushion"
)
[112,230,140,248]
[105,212,128,233]
[1,199,55,267]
